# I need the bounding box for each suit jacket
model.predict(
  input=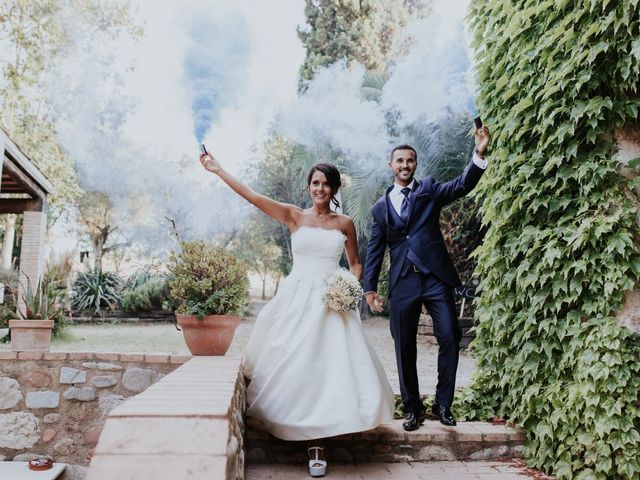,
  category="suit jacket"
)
[364,160,485,294]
